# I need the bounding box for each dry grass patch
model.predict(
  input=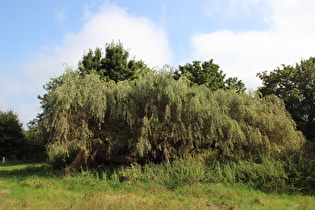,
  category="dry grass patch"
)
[0,190,9,196]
